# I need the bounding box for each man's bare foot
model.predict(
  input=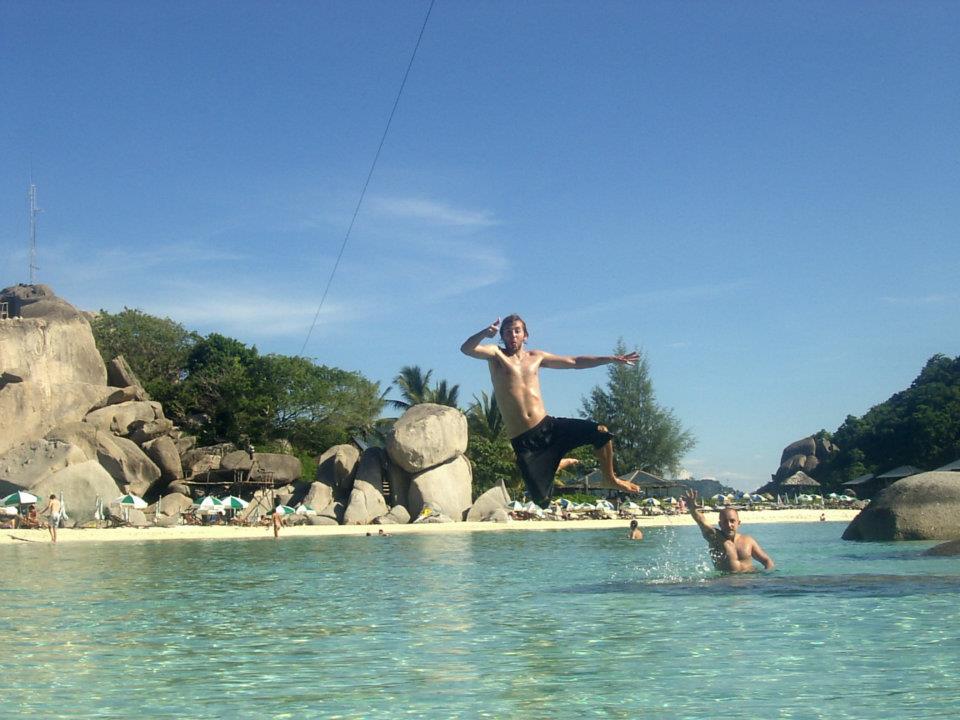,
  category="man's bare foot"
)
[613,477,640,493]
[557,458,580,473]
